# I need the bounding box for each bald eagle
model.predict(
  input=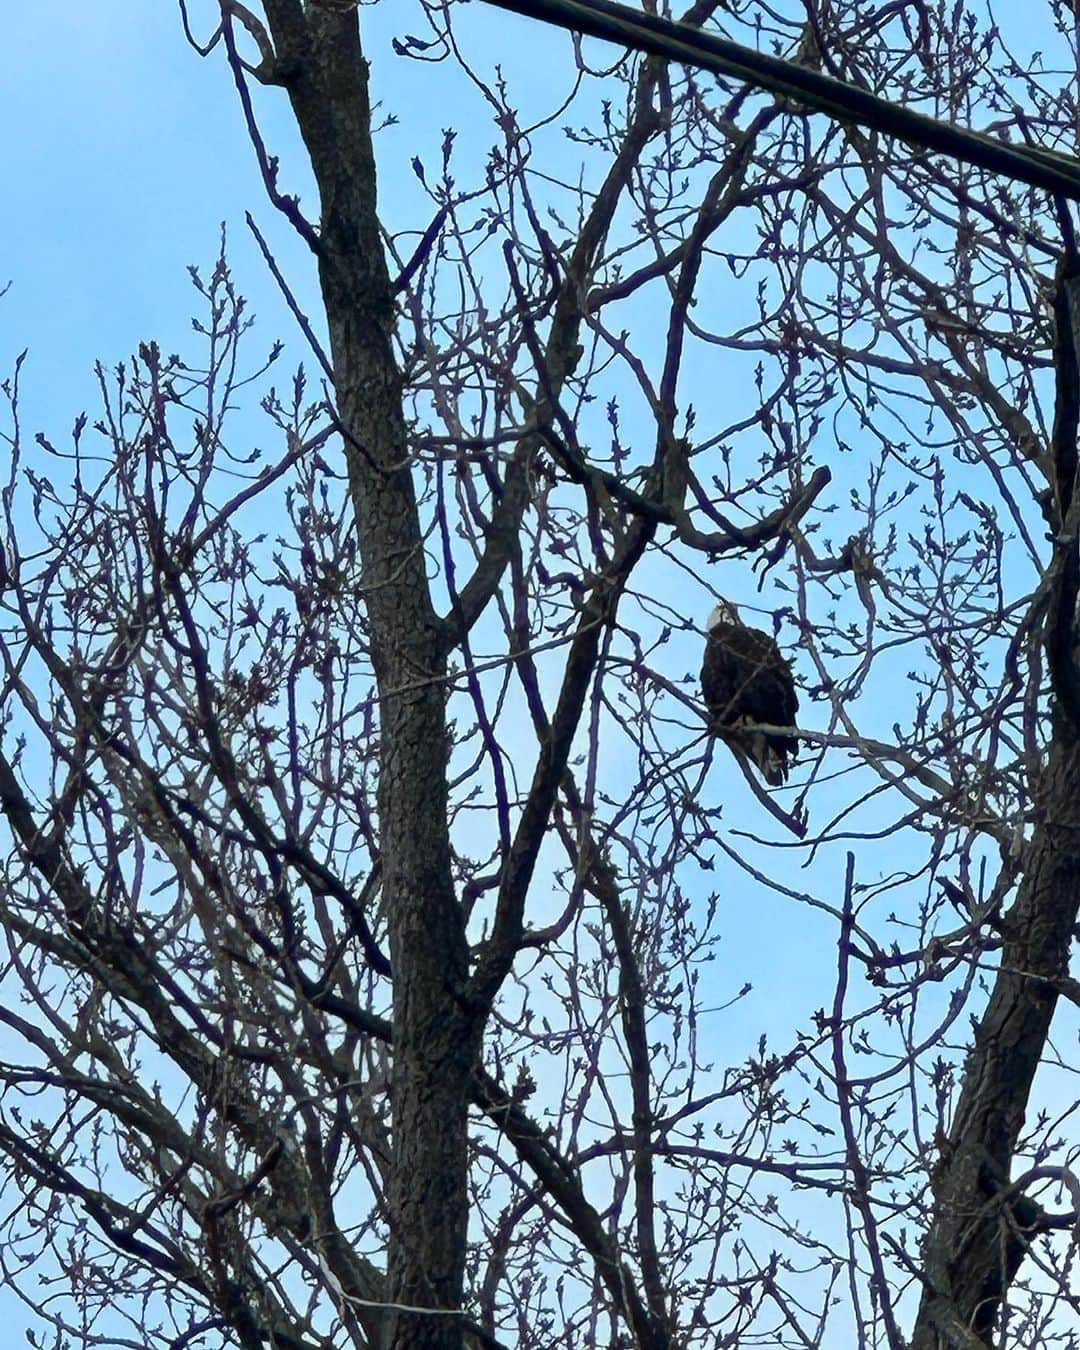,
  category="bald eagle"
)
[702,601,799,785]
